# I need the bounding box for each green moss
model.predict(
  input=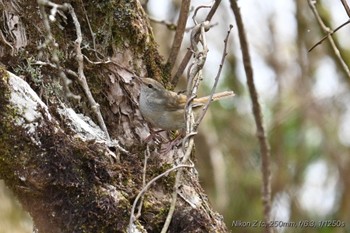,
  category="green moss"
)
[0,1,187,230]
[156,163,176,191]
[0,68,11,180]
[0,68,176,232]
[87,0,167,81]
[140,195,171,232]
[0,67,9,81]
[86,0,145,52]
[0,72,130,231]
[0,75,46,221]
